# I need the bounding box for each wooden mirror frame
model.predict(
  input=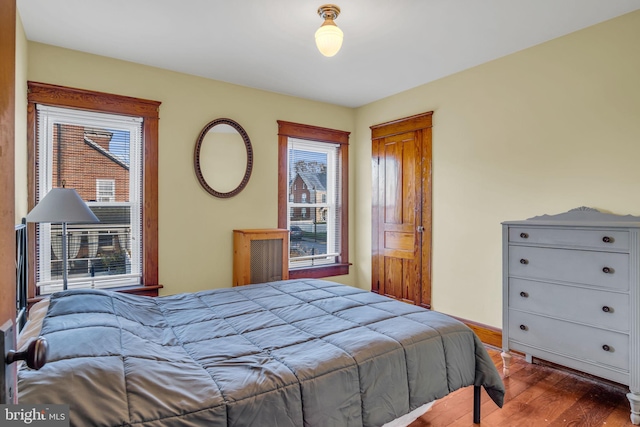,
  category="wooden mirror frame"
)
[194,118,253,198]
